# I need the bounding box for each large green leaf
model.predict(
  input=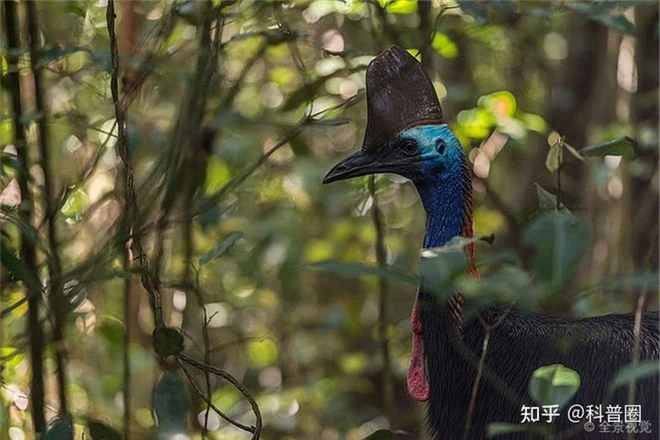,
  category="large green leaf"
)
[608,360,660,392]
[153,372,190,437]
[457,265,536,313]
[522,211,589,288]
[310,261,418,286]
[420,234,494,298]
[581,136,636,158]
[529,364,580,410]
